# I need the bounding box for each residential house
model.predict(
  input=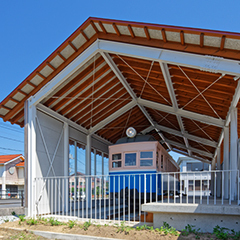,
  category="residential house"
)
[177,157,211,196]
[0,154,24,198]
